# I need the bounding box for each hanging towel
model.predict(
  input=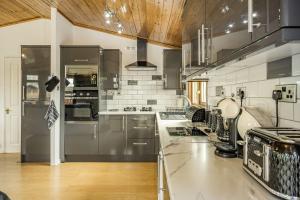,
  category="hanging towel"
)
[44,100,59,129]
